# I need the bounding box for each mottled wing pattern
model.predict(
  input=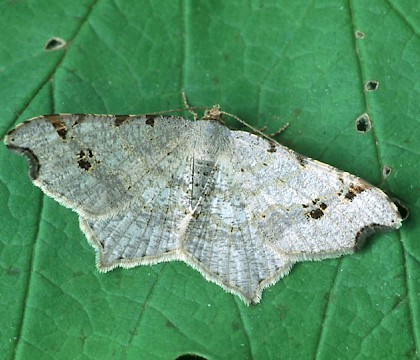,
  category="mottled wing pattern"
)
[5,115,402,305]
[5,114,193,218]
[182,156,293,303]
[80,149,195,270]
[226,131,402,261]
